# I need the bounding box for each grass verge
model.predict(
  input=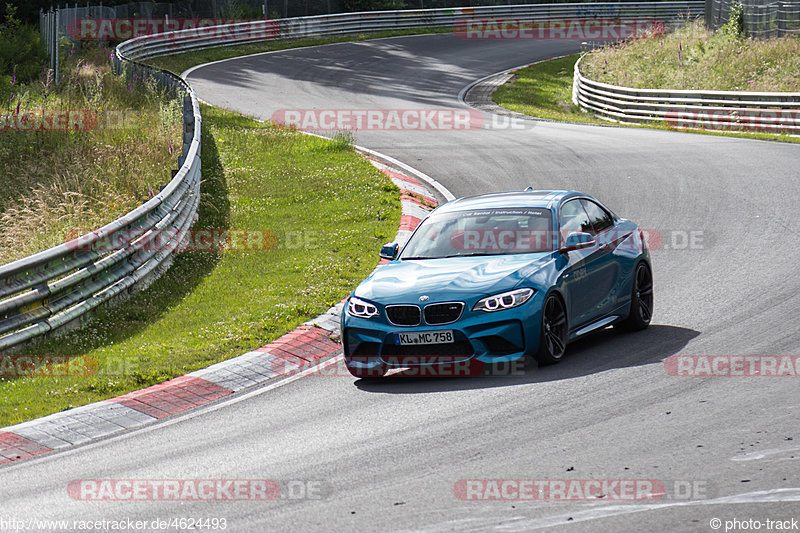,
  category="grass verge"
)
[0,44,183,264]
[493,52,800,144]
[581,21,800,92]
[147,28,450,75]
[492,54,606,125]
[0,105,399,427]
